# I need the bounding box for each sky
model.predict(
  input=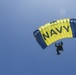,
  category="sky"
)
[0,0,76,75]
